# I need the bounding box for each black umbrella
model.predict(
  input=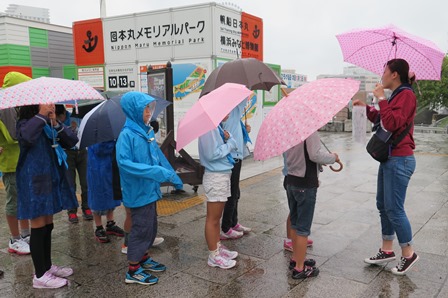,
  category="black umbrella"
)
[200,58,286,97]
[78,94,171,148]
